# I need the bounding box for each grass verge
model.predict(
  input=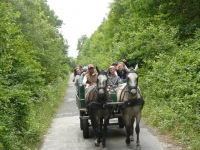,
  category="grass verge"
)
[25,74,70,149]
